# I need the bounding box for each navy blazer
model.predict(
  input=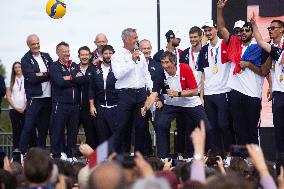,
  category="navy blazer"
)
[50,61,87,104]
[21,51,53,98]
[89,63,118,106]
